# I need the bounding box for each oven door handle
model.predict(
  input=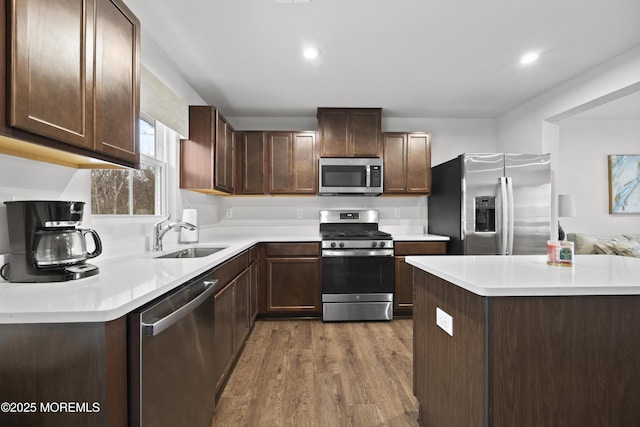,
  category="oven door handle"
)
[322,249,394,257]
